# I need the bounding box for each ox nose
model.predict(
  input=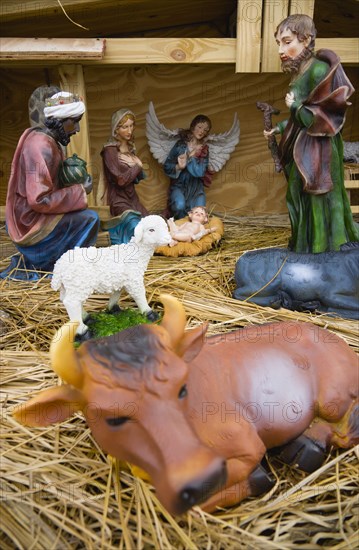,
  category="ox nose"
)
[178,459,227,513]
